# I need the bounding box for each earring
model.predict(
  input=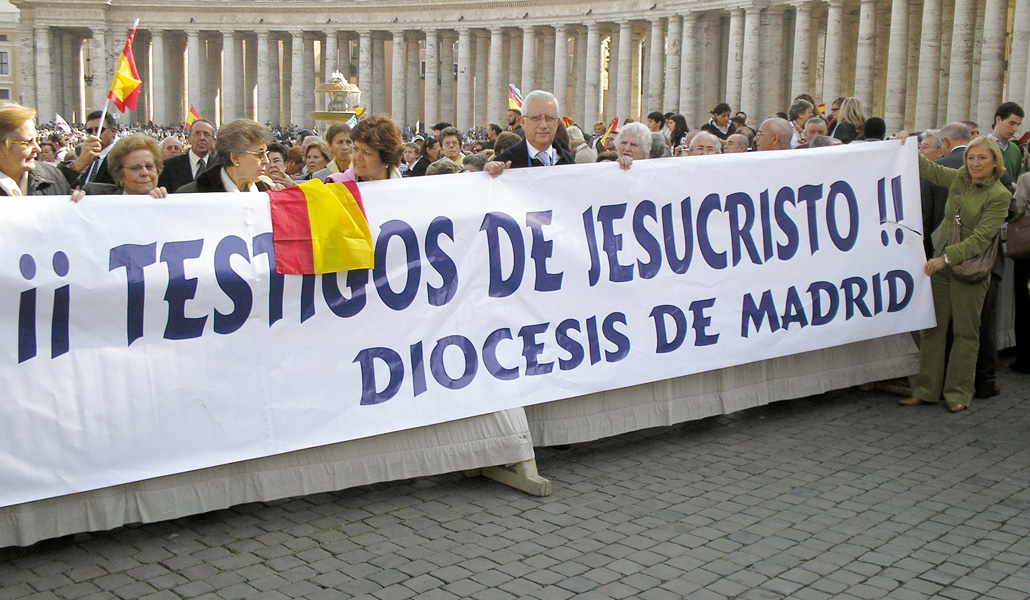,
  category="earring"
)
[234,162,240,167]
